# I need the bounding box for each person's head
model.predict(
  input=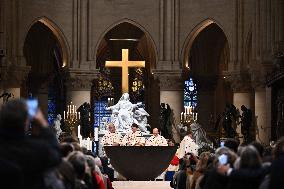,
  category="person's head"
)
[196,152,211,172]
[60,142,74,157]
[250,141,264,158]
[94,157,102,168]
[0,99,29,135]
[108,123,116,133]
[67,151,86,180]
[168,139,175,146]
[100,156,109,168]
[152,128,159,137]
[240,145,261,169]
[186,130,193,138]
[131,123,139,133]
[85,155,96,172]
[273,137,284,159]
